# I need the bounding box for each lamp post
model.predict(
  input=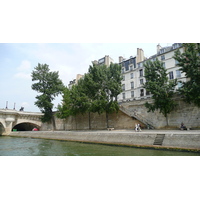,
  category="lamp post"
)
[13,103,16,110]
[6,101,8,109]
